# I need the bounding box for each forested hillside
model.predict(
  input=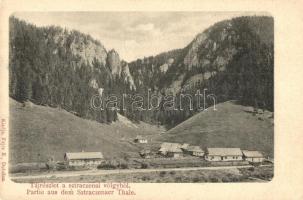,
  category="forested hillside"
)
[9,17,134,123]
[9,16,274,128]
[128,16,273,128]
